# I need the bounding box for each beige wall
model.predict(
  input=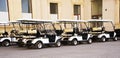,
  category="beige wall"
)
[8,0,22,21]
[83,0,91,20]
[2,0,120,24]
[32,0,42,19]
[59,0,73,19]
[103,0,115,21]
[0,0,120,32]
[115,0,120,25]
[91,0,102,16]
[6,0,93,20]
